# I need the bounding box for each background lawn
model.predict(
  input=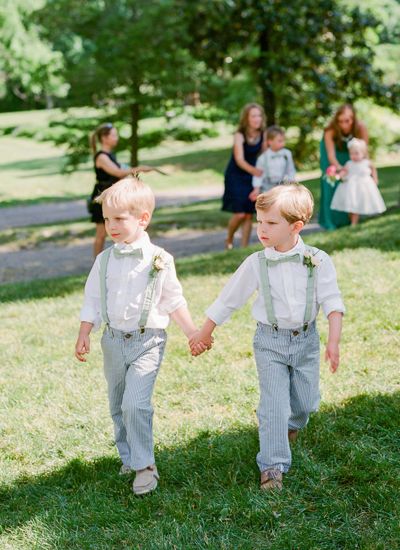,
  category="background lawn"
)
[1,211,399,549]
